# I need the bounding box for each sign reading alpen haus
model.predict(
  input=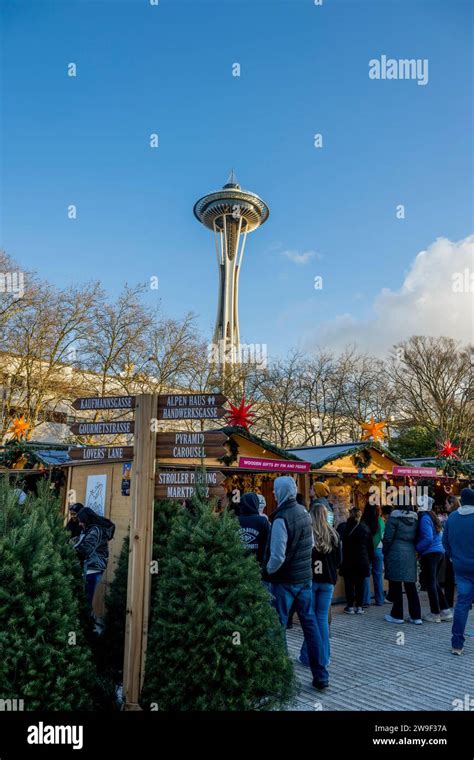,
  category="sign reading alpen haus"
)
[156,430,228,459]
[70,420,135,436]
[72,396,136,411]
[155,469,226,499]
[69,446,134,462]
[157,394,227,420]
[238,456,311,473]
